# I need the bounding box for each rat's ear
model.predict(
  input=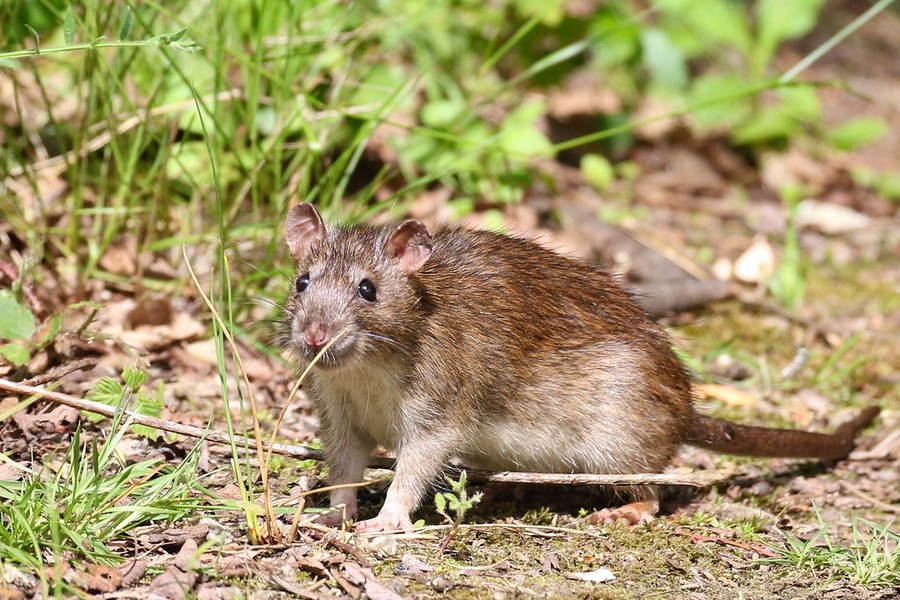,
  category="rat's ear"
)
[285,203,326,260]
[385,220,432,274]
